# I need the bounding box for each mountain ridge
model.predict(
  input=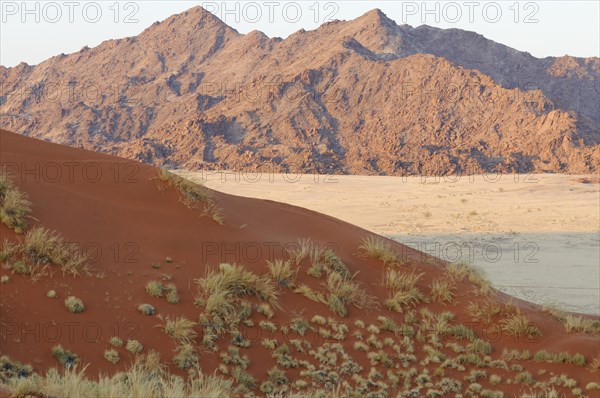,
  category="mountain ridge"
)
[1,7,598,175]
